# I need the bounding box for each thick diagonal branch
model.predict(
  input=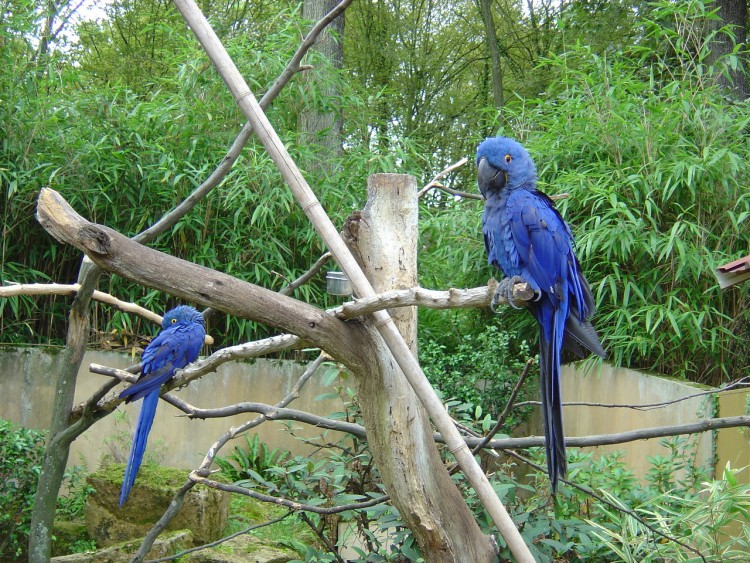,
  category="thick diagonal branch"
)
[36,188,370,375]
